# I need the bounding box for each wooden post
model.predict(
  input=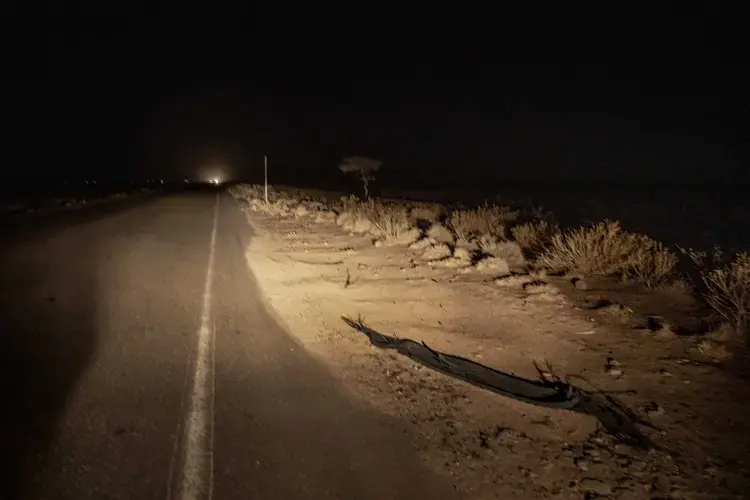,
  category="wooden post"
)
[264,154,268,203]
